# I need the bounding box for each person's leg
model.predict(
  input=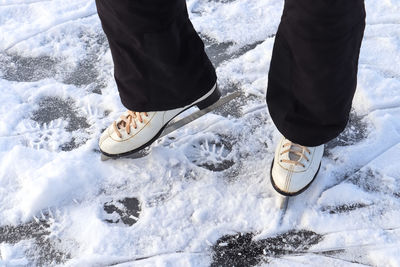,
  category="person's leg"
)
[96,0,219,157]
[95,0,217,112]
[267,0,366,147]
[268,0,366,195]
